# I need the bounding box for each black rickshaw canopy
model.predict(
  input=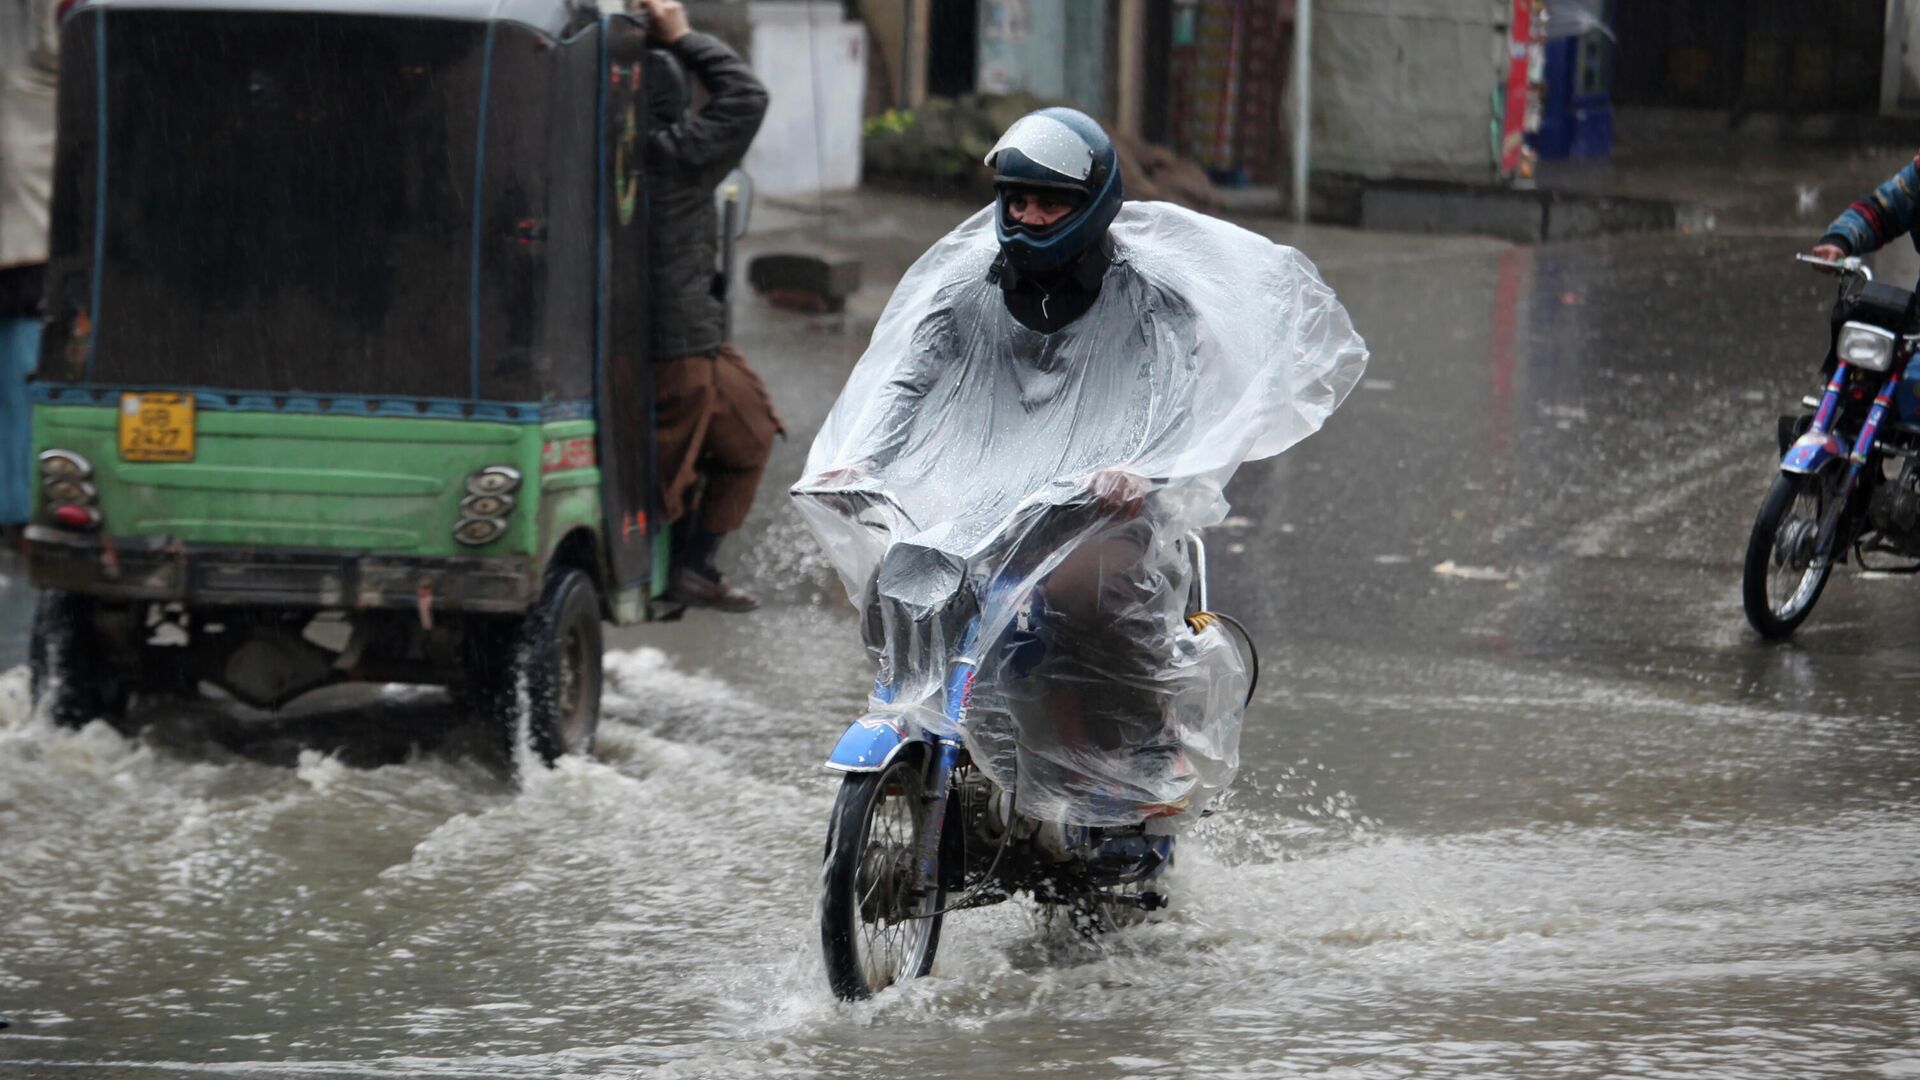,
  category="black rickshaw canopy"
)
[69,0,596,37]
[36,0,621,413]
